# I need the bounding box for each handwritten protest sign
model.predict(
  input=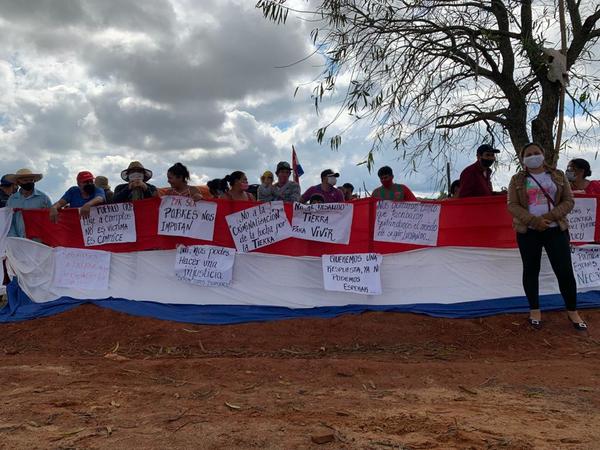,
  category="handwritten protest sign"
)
[174,245,235,287]
[322,253,382,295]
[374,201,441,246]
[568,198,596,243]
[53,247,111,290]
[158,196,217,240]
[291,203,353,244]
[0,208,13,256]
[225,202,291,253]
[80,203,136,247]
[571,245,600,289]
